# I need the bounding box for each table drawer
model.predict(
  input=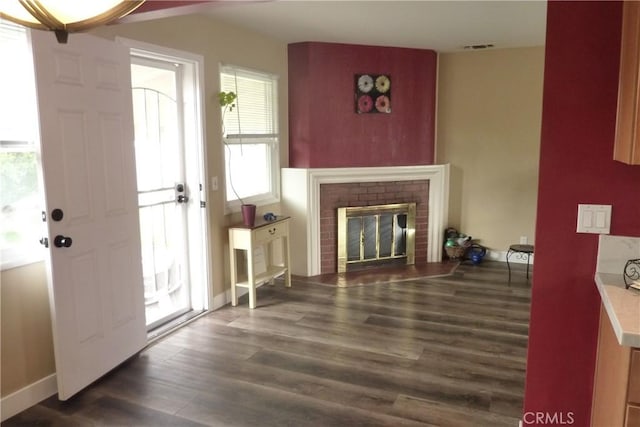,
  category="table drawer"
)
[629,350,640,404]
[254,221,288,245]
